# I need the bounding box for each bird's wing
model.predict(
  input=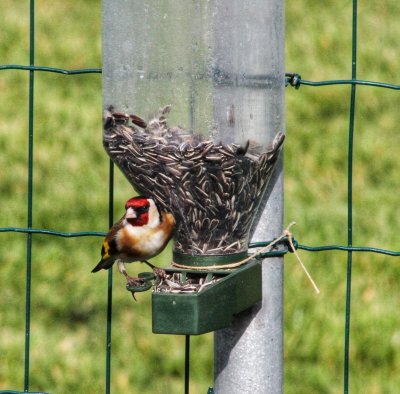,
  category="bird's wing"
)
[91,216,124,272]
